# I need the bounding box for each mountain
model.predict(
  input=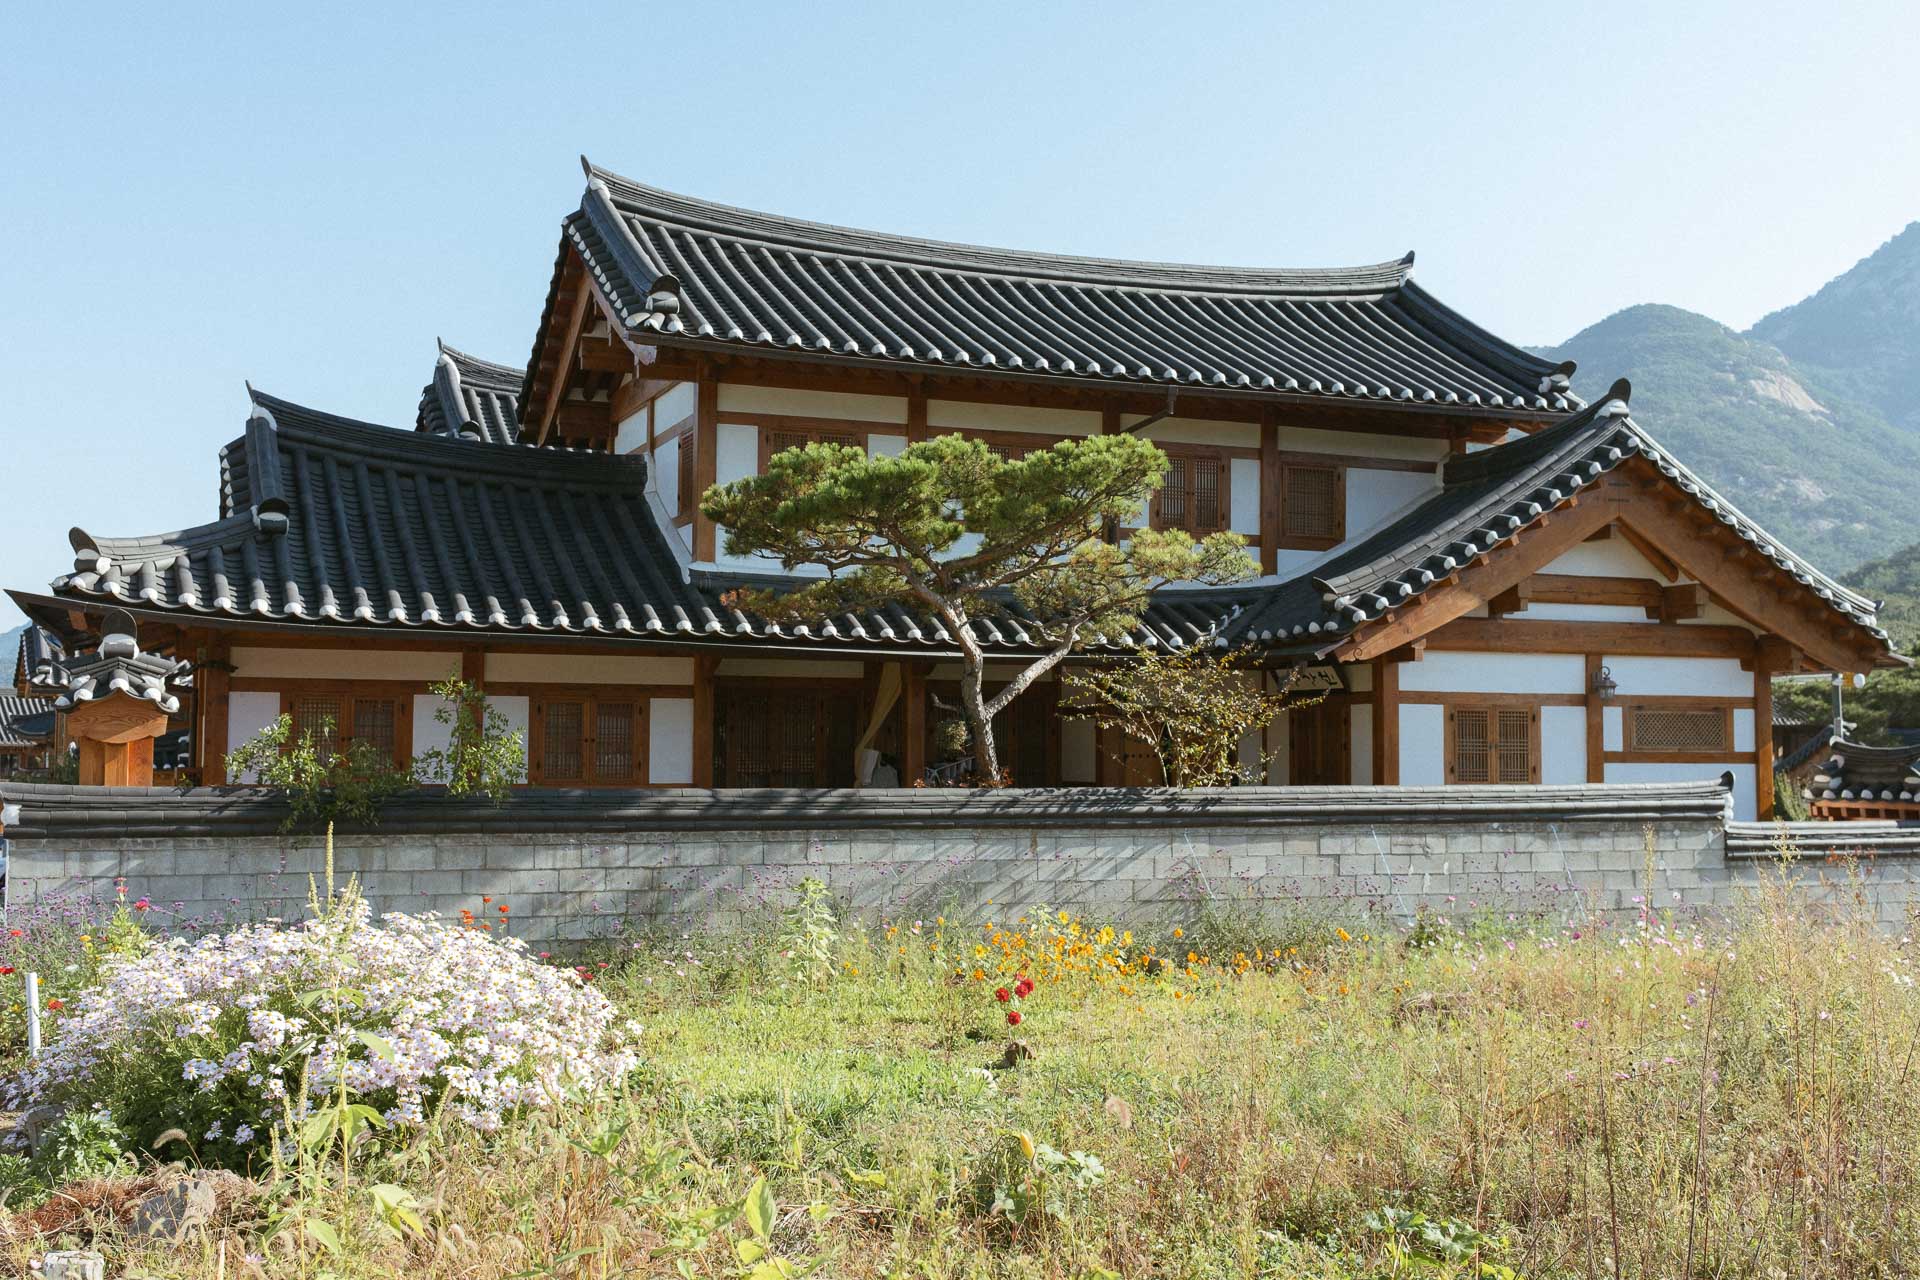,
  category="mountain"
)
[0,622,23,680]
[1536,304,1920,572]
[1843,542,1920,652]
[1751,222,1920,434]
